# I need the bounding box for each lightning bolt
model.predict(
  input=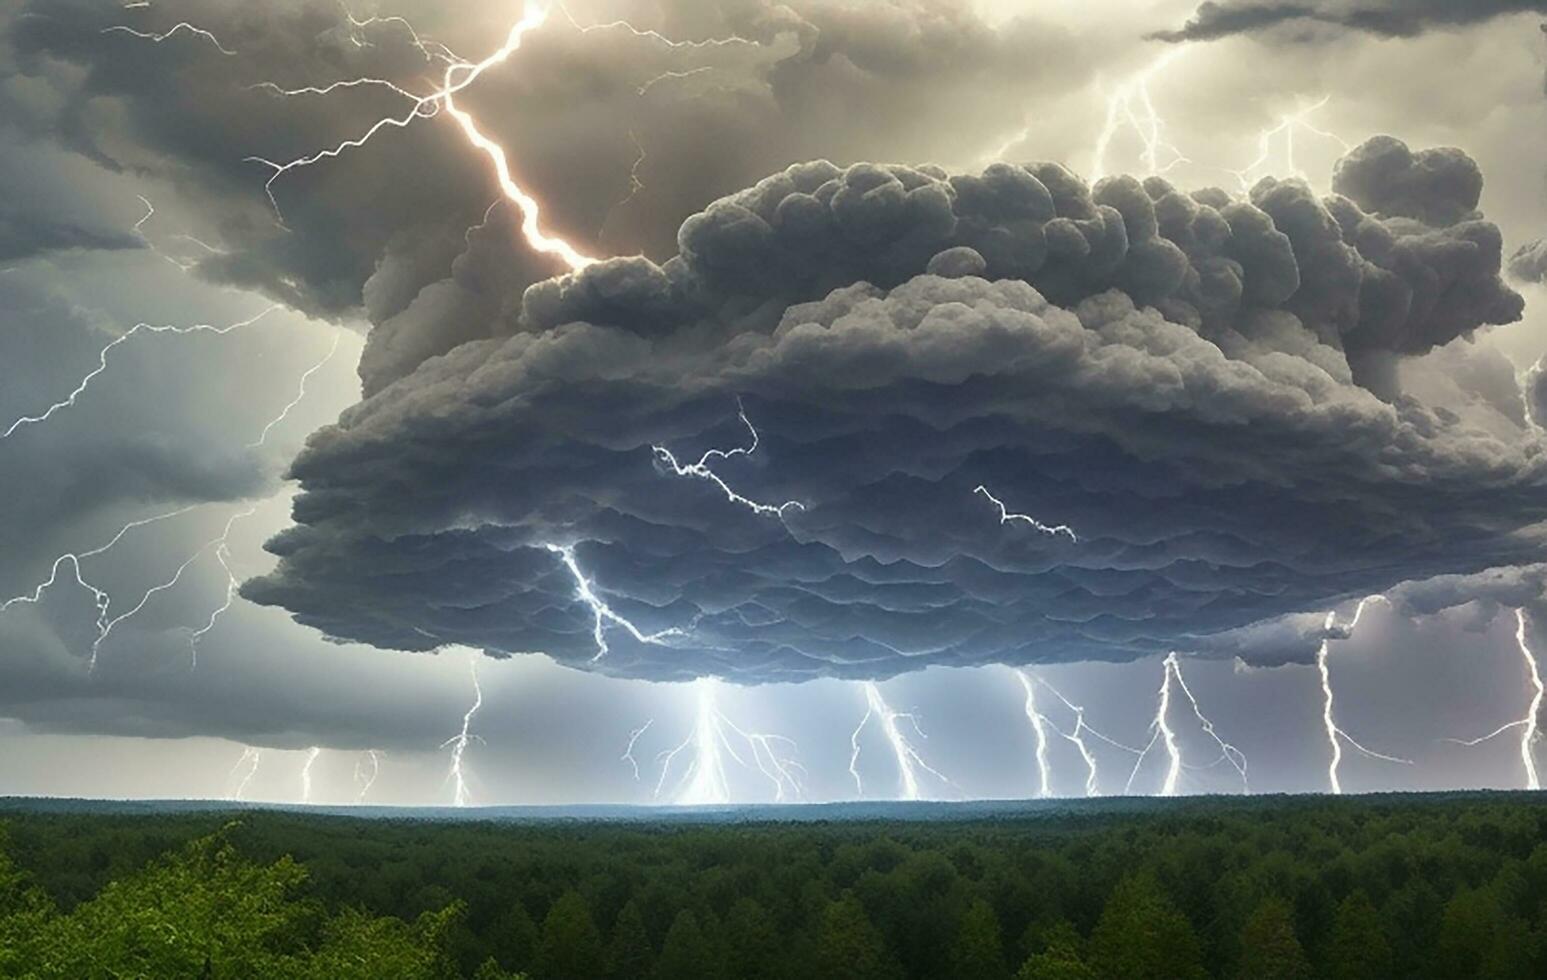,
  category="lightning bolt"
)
[974,485,1076,542]
[247,332,344,448]
[1090,49,1189,181]
[1318,596,1413,794]
[1124,653,1247,796]
[849,681,954,801]
[1,305,280,442]
[441,656,485,807]
[299,746,322,803]
[354,749,382,803]
[101,22,236,56]
[1442,608,1543,790]
[654,677,803,805]
[543,542,687,661]
[1014,670,1053,798]
[1013,670,1144,798]
[621,719,653,780]
[1167,653,1249,792]
[1229,95,1350,192]
[652,402,804,520]
[226,746,263,801]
